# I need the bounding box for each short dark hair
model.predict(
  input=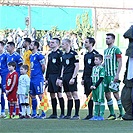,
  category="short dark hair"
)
[106,33,115,40]
[52,37,60,44]
[0,41,4,46]
[86,37,95,46]
[8,61,16,69]
[21,65,29,71]
[7,42,15,47]
[94,54,103,61]
[33,41,39,49]
[24,38,31,44]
